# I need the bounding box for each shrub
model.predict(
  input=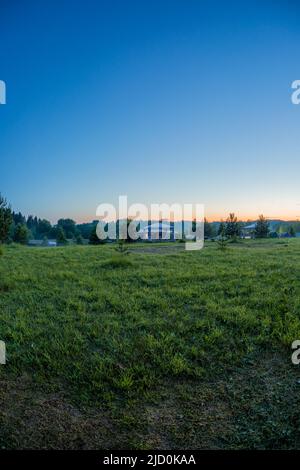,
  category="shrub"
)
[76,234,84,245]
[89,225,106,245]
[217,233,229,250]
[13,223,29,244]
[42,236,48,246]
[56,227,68,245]
[103,255,132,269]
[114,240,130,255]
